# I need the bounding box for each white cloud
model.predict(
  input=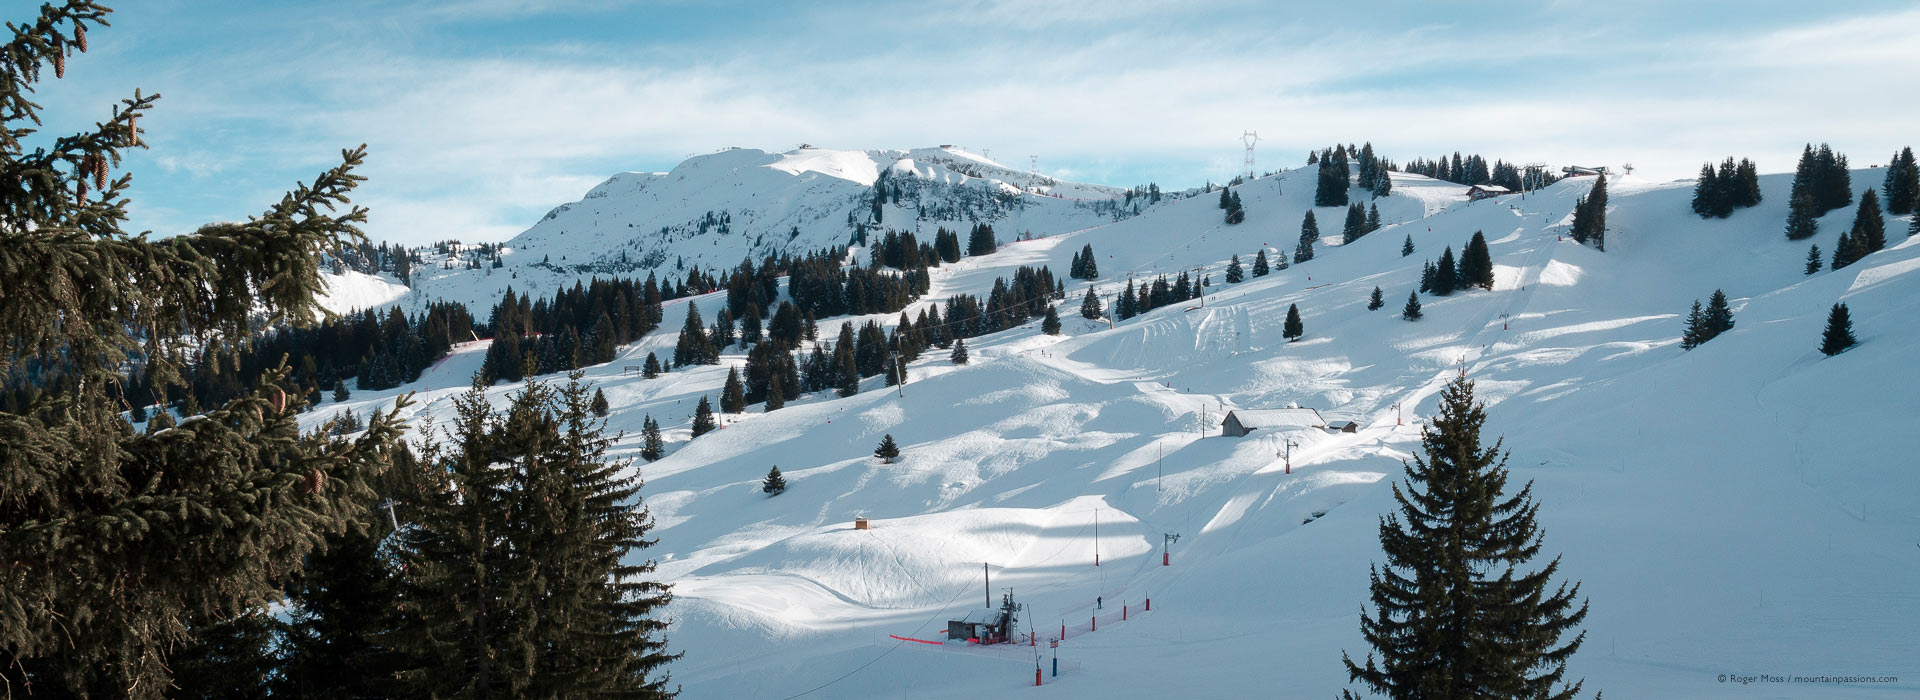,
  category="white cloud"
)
[82,1,1920,244]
